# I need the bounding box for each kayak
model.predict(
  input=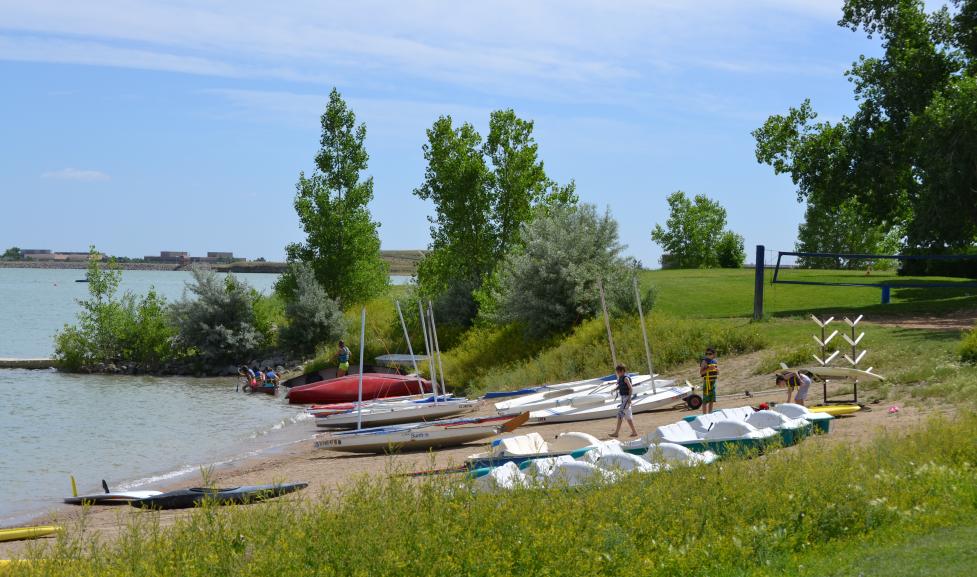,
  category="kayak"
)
[65,490,163,505]
[808,404,862,417]
[287,373,430,405]
[0,525,60,542]
[129,483,308,510]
